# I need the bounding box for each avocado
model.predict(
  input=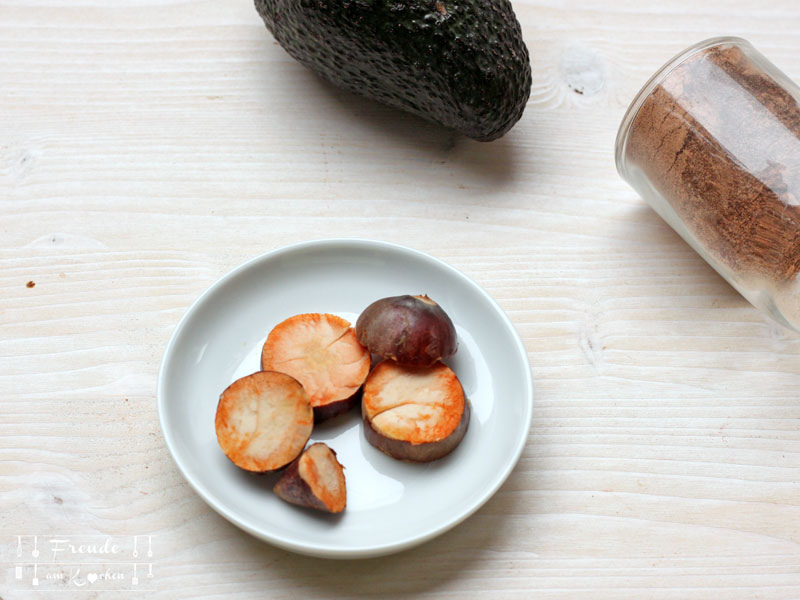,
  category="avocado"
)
[255,0,532,141]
